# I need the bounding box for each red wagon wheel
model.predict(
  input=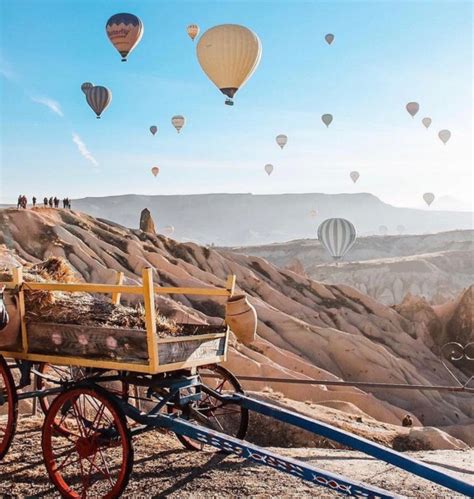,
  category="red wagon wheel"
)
[174,364,249,451]
[0,355,18,460]
[42,385,133,499]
